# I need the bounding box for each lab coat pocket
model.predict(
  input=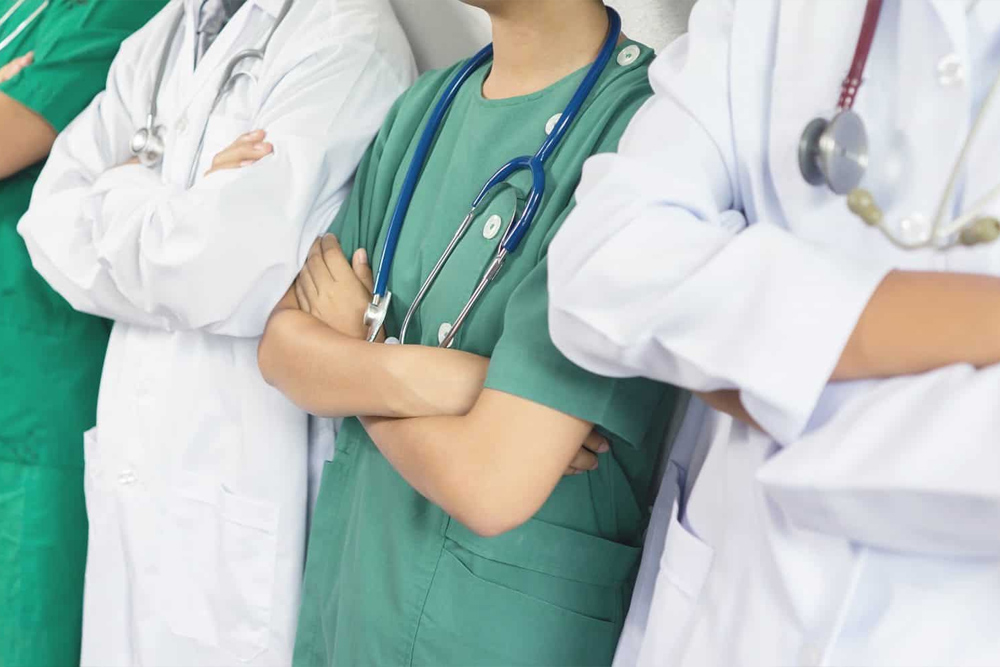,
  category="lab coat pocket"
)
[635,490,714,666]
[157,474,279,662]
